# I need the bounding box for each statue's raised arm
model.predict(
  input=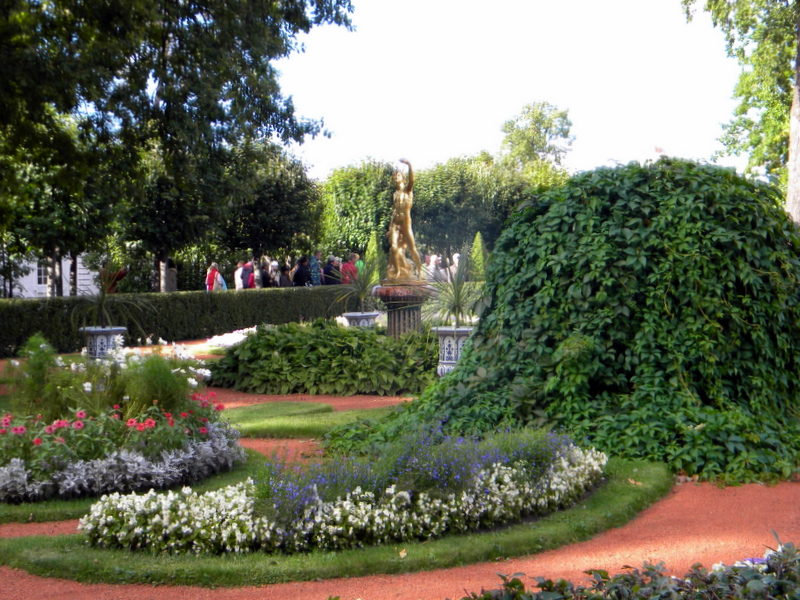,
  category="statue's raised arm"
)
[399,158,414,192]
